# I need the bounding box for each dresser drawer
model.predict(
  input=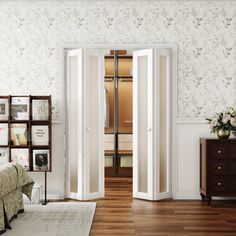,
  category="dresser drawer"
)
[211,160,227,175]
[229,145,236,159]
[211,176,227,192]
[229,160,236,175]
[229,176,236,192]
[211,143,227,159]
